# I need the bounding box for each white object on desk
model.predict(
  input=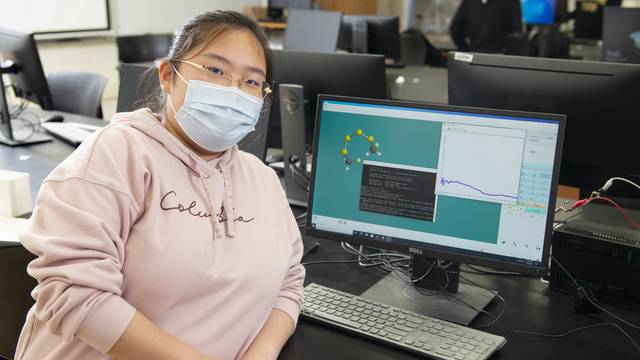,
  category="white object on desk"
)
[0,217,29,244]
[0,170,32,217]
